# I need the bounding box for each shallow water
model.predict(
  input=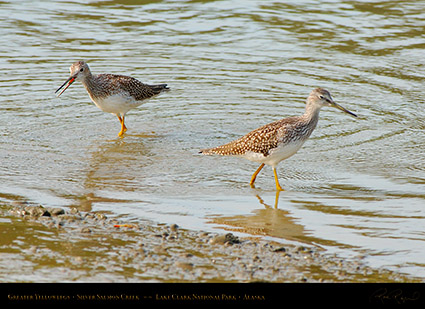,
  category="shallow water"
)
[0,0,424,280]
